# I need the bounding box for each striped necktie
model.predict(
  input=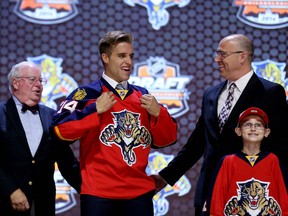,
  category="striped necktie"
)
[116,83,125,90]
[116,83,127,100]
[218,83,236,133]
